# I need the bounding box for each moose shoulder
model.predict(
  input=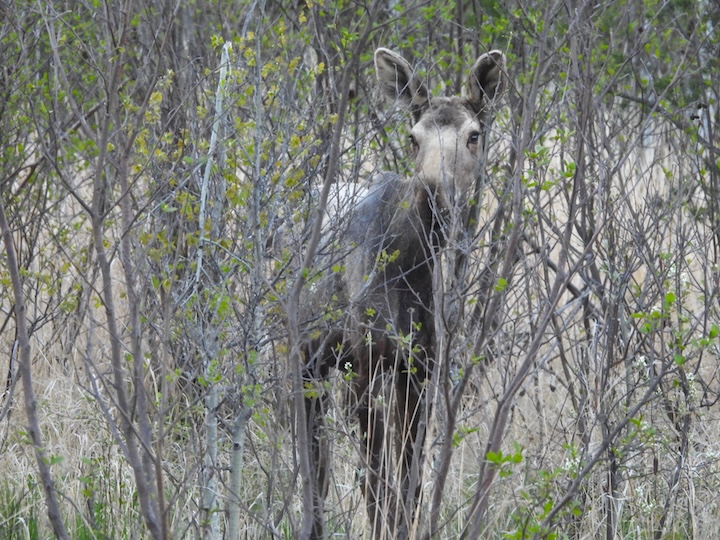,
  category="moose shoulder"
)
[301,46,506,539]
